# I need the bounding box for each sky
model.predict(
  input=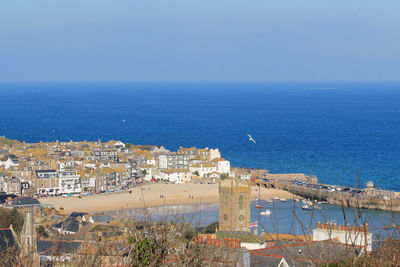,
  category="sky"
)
[0,0,399,82]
